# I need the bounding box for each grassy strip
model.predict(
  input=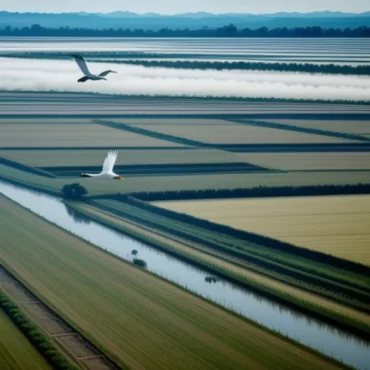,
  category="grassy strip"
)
[91,198,370,312]
[0,309,53,370]
[93,59,370,76]
[231,119,370,142]
[68,201,370,340]
[0,157,57,178]
[0,290,79,370]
